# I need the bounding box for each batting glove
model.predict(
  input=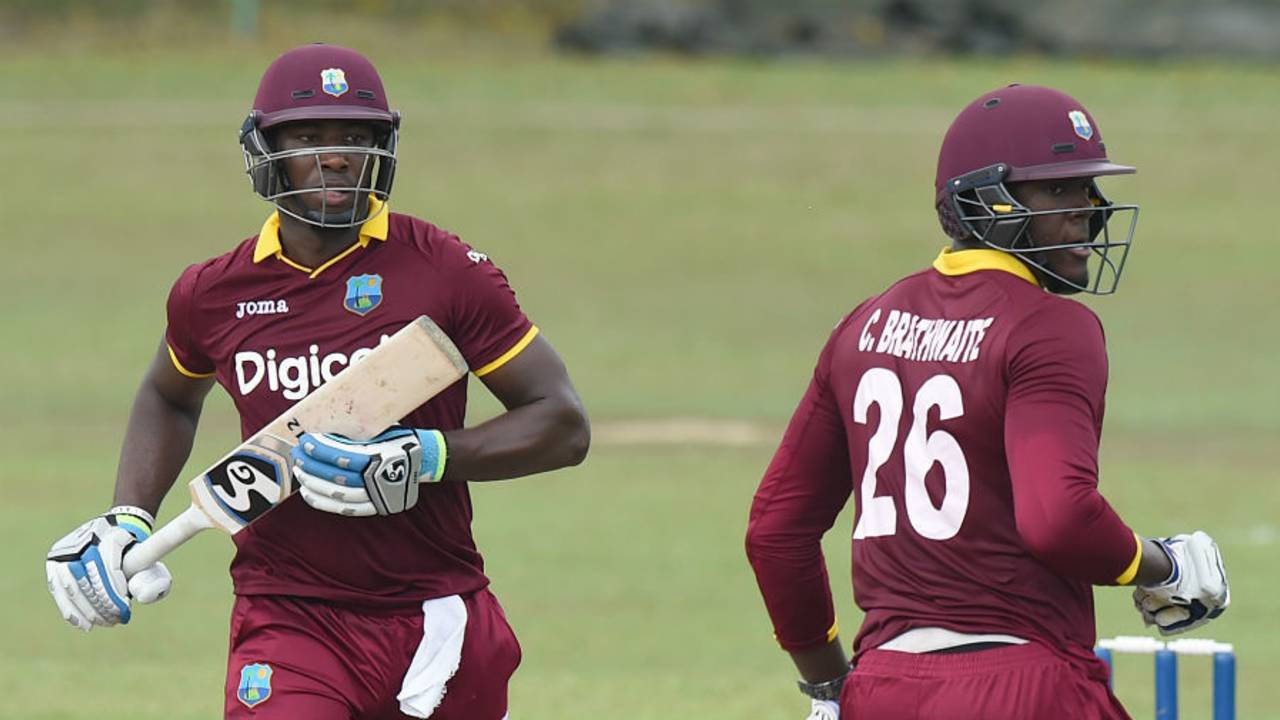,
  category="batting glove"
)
[46,506,173,632]
[1133,531,1229,636]
[292,426,447,517]
[805,700,840,720]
